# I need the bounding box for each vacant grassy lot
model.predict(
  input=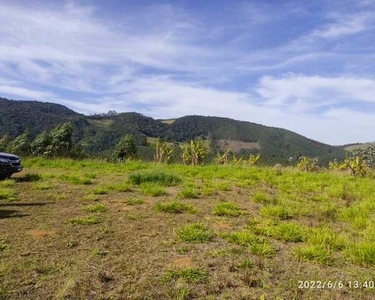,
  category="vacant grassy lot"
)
[1,158,375,299]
